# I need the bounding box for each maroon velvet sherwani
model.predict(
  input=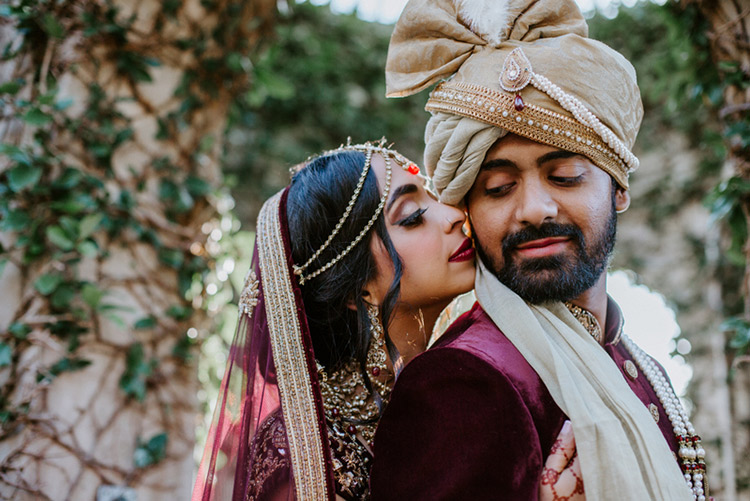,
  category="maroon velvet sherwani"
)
[370,298,679,500]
